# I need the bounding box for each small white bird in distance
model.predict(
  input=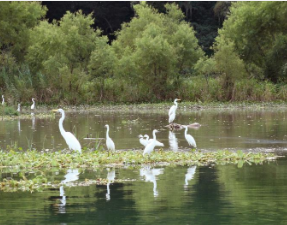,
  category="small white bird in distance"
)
[105,124,115,155]
[183,125,197,148]
[168,98,181,124]
[143,129,160,156]
[144,134,164,147]
[31,98,35,110]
